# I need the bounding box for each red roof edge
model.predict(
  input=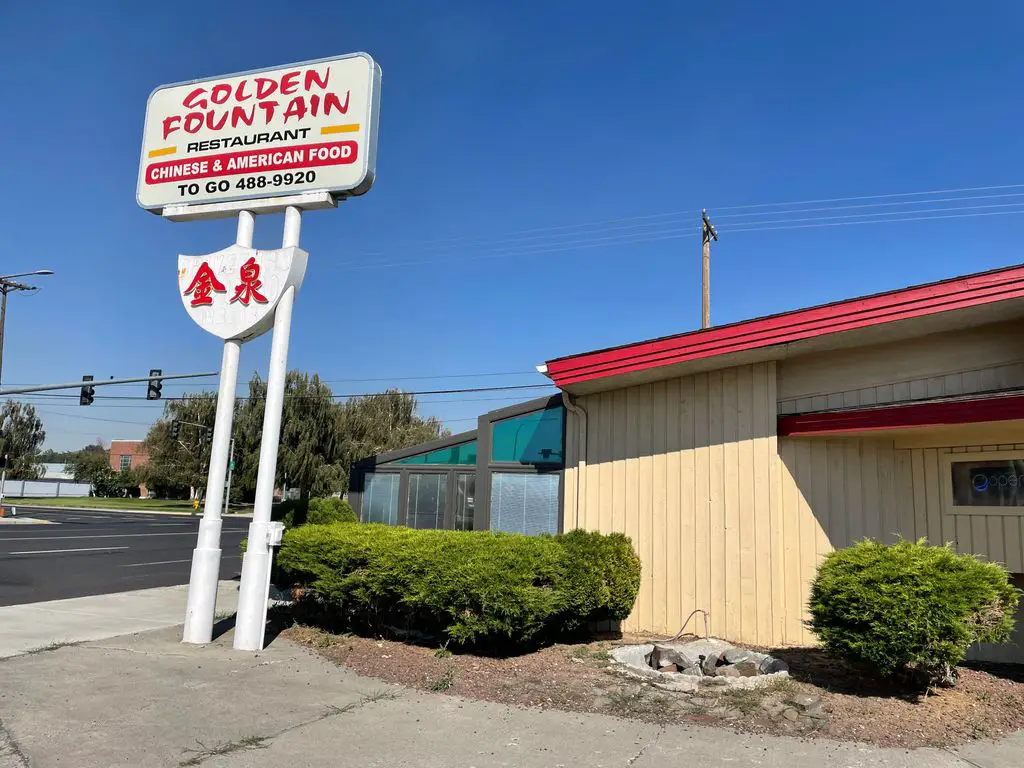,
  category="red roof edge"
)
[778,393,1024,437]
[546,263,1024,388]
